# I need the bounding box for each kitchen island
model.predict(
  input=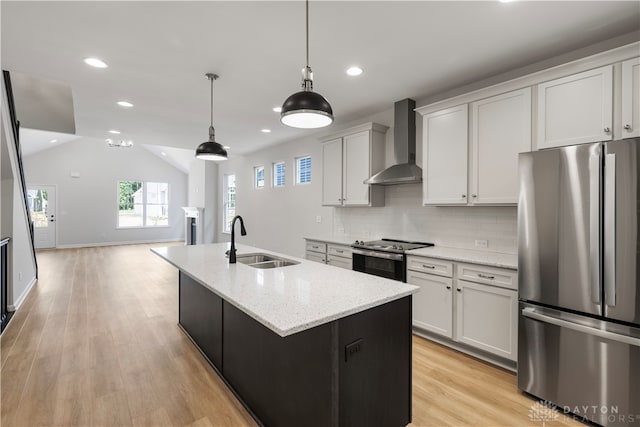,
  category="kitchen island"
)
[152,243,417,427]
